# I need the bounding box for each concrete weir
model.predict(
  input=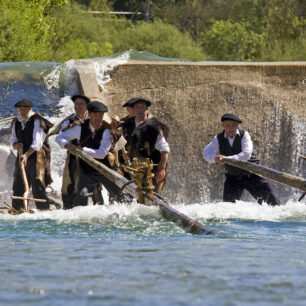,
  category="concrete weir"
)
[74,60,306,203]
